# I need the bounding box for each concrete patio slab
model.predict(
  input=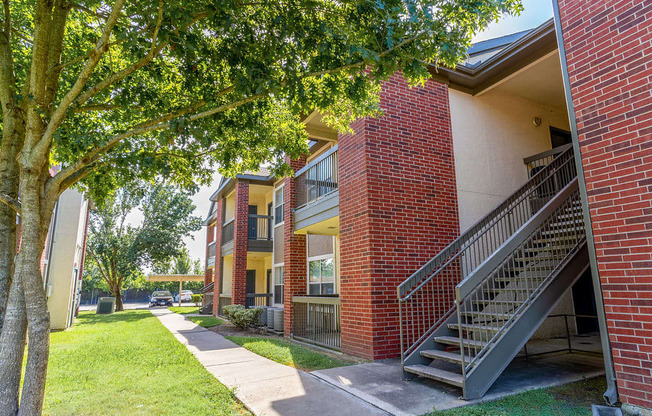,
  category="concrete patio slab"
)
[312,337,605,416]
[152,308,389,416]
